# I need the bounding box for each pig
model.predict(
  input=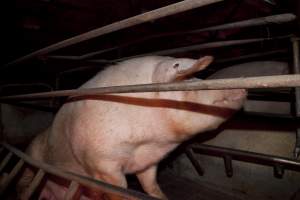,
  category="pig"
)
[18,56,246,200]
